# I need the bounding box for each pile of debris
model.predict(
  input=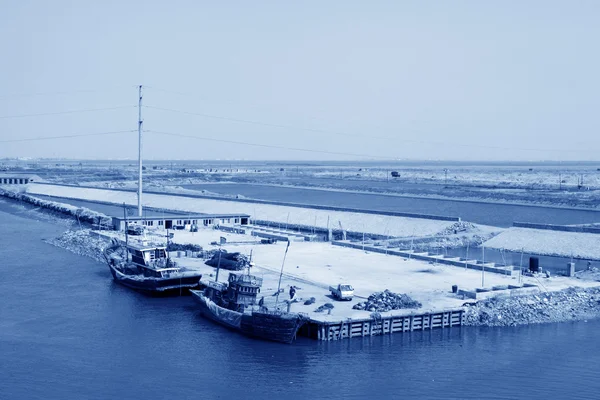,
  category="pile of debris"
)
[45,229,110,263]
[463,286,600,326]
[436,221,475,236]
[205,250,249,271]
[167,243,202,252]
[353,290,422,312]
